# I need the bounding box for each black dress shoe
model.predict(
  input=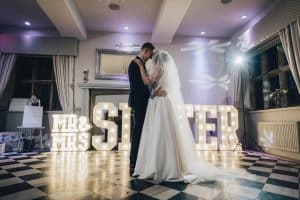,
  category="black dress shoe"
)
[130,168,139,177]
[130,167,135,176]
